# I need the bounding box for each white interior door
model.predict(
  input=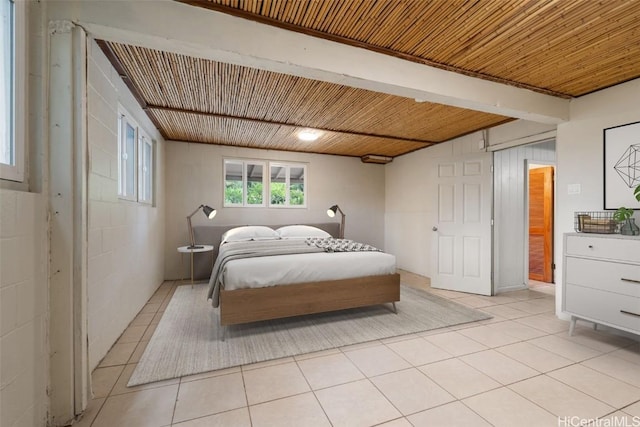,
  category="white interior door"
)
[431,153,493,295]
